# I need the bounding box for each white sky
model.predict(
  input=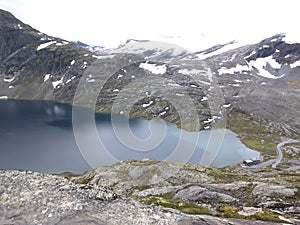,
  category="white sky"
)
[0,0,299,51]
